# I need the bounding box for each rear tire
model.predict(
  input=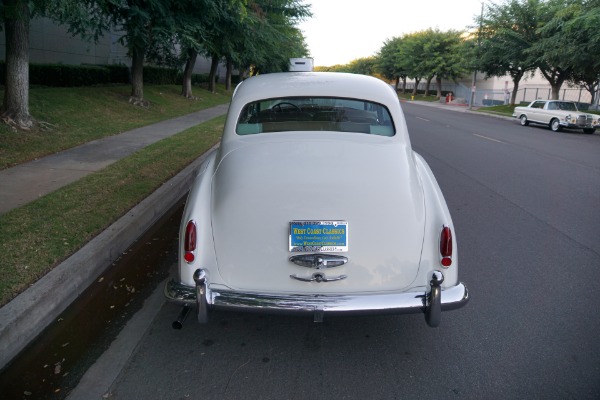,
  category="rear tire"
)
[550,119,562,132]
[520,115,529,126]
